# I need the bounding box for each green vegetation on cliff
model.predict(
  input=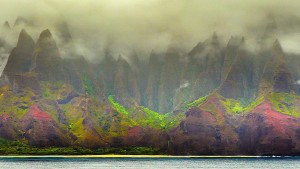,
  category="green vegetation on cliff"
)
[221,98,244,114]
[41,81,71,100]
[221,96,265,114]
[186,96,208,108]
[269,92,300,117]
[82,75,96,96]
[108,95,184,130]
[138,107,184,130]
[0,85,34,119]
[108,95,129,115]
[0,138,160,155]
[186,93,265,115]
